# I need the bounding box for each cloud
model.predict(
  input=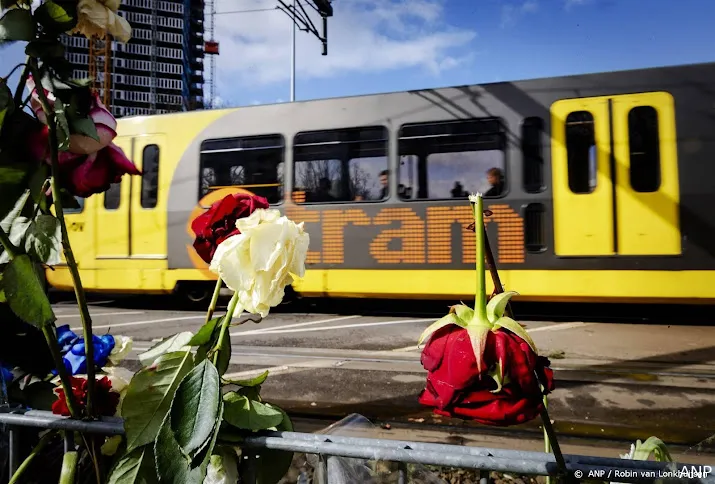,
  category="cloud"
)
[564,0,590,9]
[212,0,476,91]
[500,0,538,28]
